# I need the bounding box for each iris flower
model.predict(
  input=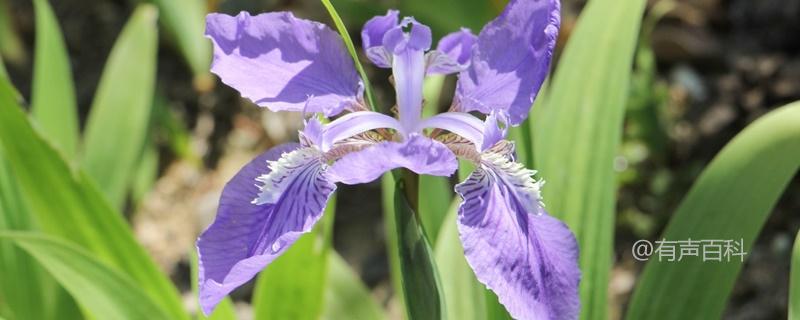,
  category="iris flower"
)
[197,0,580,318]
